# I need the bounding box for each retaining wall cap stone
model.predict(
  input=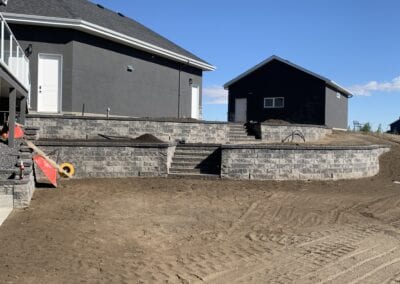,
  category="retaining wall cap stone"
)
[26,114,228,125]
[34,140,173,148]
[261,123,330,129]
[221,144,391,150]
